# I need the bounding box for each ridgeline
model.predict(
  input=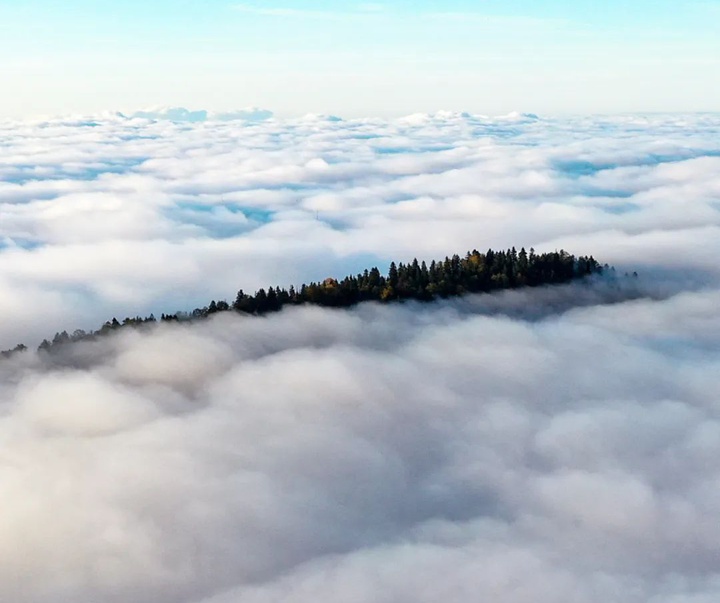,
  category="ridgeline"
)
[3,247,604,357]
